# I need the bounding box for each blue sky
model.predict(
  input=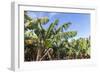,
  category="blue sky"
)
[26,11,90,39]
